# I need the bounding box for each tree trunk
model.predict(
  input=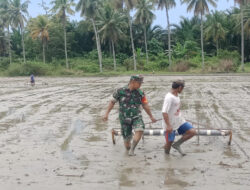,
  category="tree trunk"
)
[128,11,137,71]
[216,39,219,57]
[91,19,103,73]
[21,26,26,64]
[143,25,148,65]
[201,13,205,70]
[111,40,116,71]
[8,25,12,64]
[166,6,172,69]
[63,13,69,69]
[109,41,112,56]
[43,39,46,64]
[241,5,244,71]
[97,32,103,71]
